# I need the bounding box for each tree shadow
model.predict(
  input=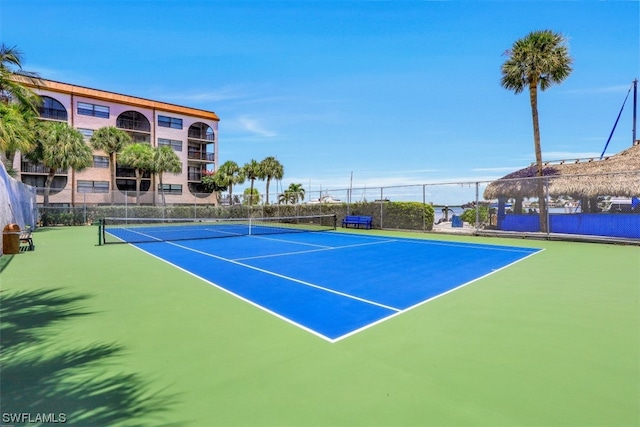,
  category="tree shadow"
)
[0,254,14,273]
[1,288,180,426]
